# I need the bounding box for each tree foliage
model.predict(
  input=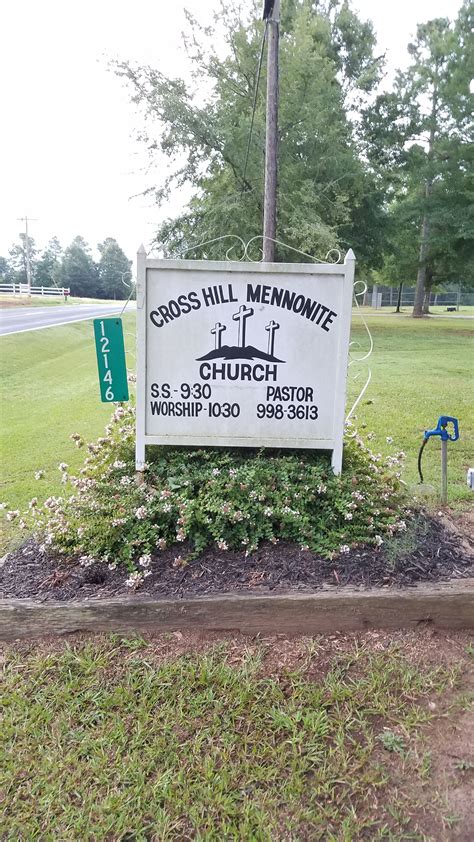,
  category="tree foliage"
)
[115,0,387,268]
[35,237,63,288]
[366,2,473,310]
[97,238,133,299]
[115,0,472,306]
[1,234,132,298]
[59,237,98,297]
